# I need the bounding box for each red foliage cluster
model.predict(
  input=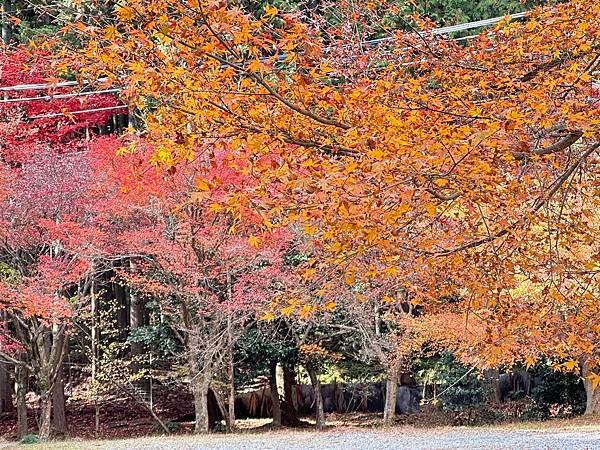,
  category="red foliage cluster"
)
[0,45,295,343]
